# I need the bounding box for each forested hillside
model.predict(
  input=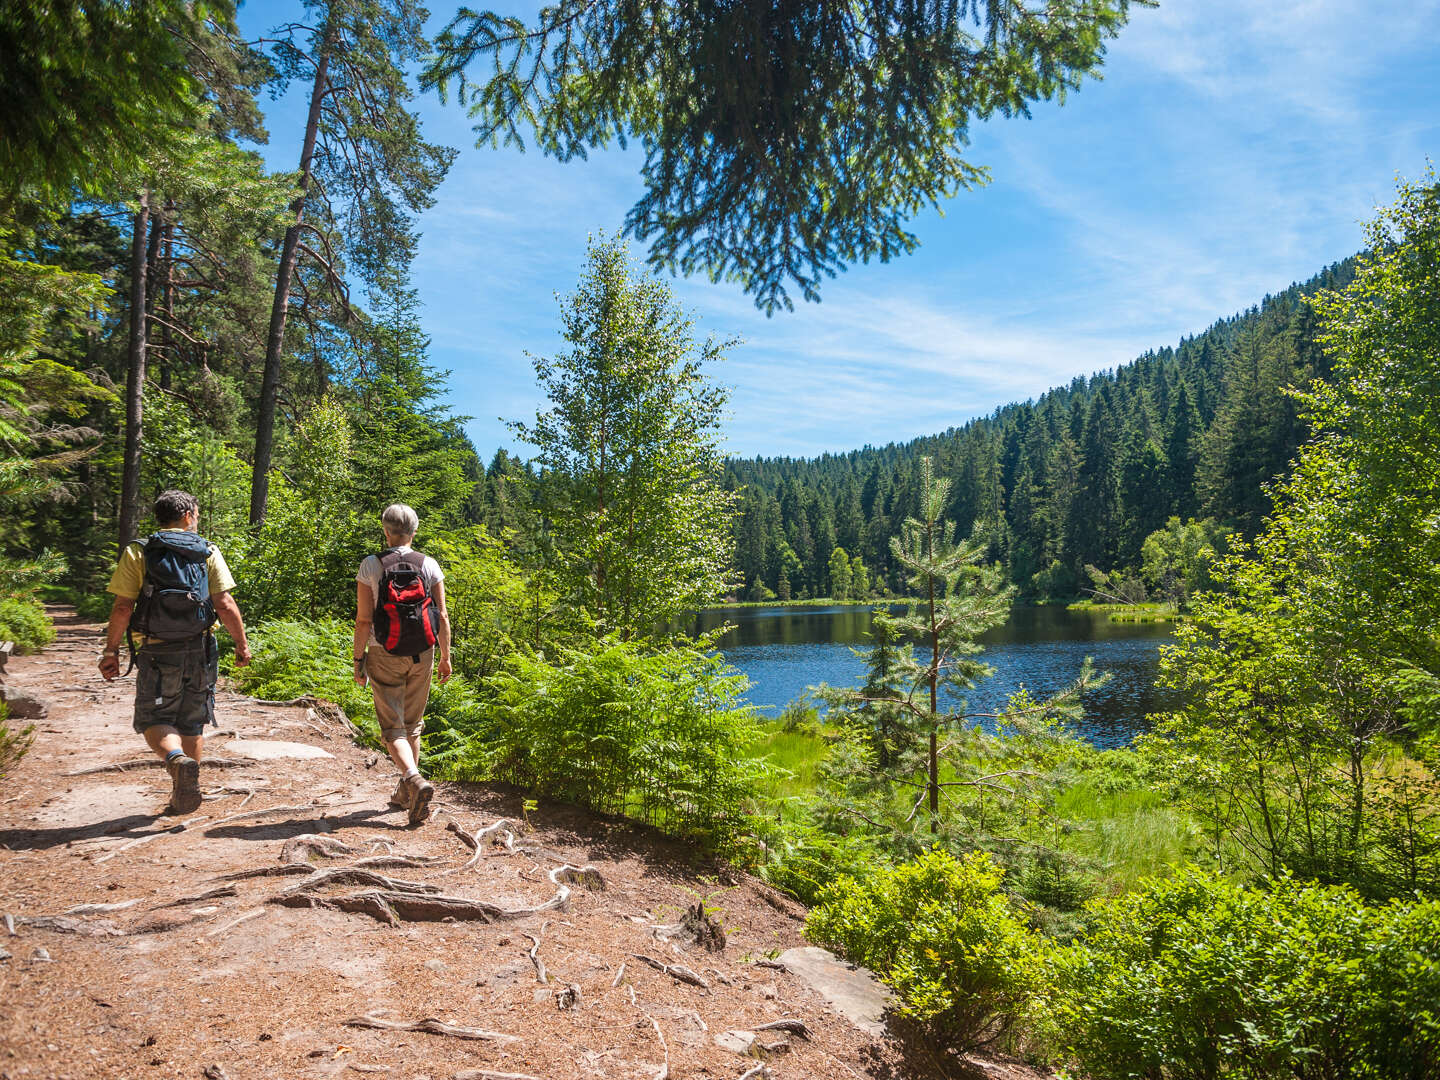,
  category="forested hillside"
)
[727,258,1356,601]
